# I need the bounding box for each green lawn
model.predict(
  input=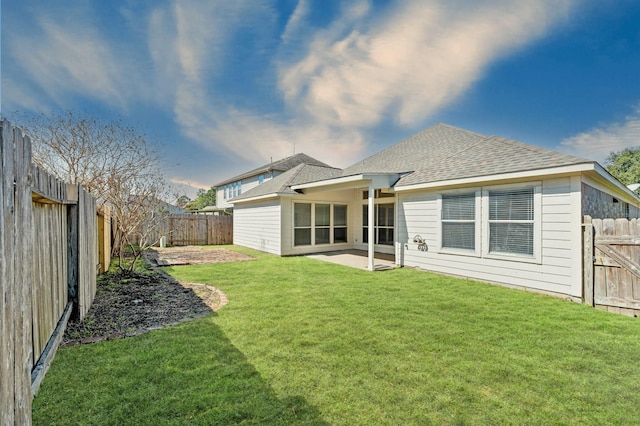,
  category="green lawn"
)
[33,247,640,425]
